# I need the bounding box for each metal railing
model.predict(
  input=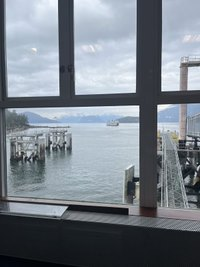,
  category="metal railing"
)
[181,56,200,64]
[160,133,189,208]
